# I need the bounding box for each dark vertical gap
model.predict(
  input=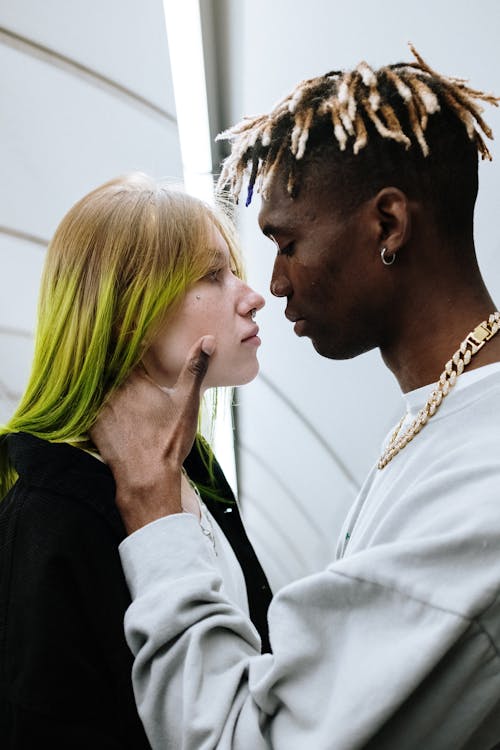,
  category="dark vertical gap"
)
[199,0,234,176]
